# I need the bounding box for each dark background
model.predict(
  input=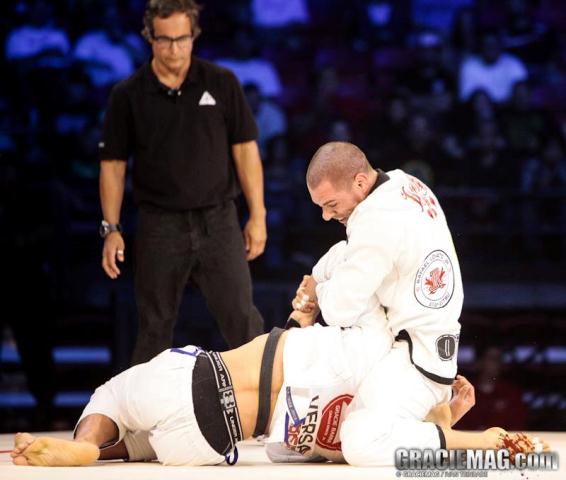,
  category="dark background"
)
[1,0,565,433]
